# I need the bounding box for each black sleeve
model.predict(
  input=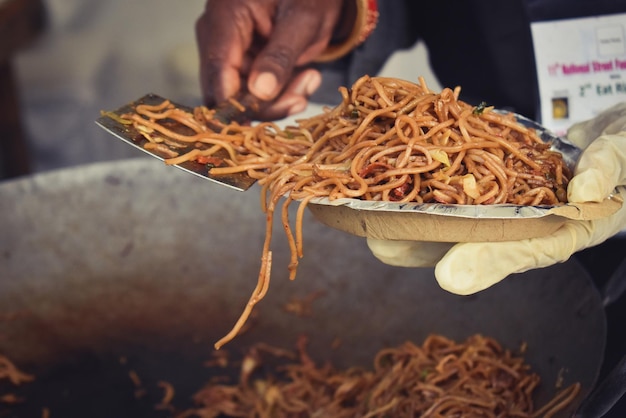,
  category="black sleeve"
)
[311,0,626,120]
[416,0,539,118]
[310,0,539,117]
[526,0,626,21]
